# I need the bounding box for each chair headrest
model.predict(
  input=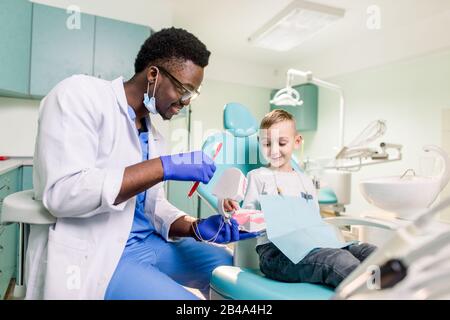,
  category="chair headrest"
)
[223,102,258,137]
